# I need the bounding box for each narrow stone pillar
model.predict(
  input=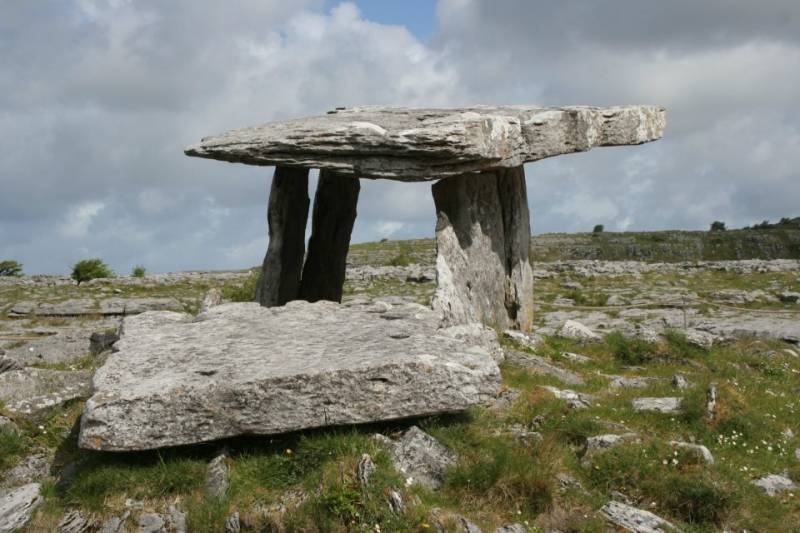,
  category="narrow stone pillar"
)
[431,166,534,331]
[255,166,309,307]
[299,170,360,302]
